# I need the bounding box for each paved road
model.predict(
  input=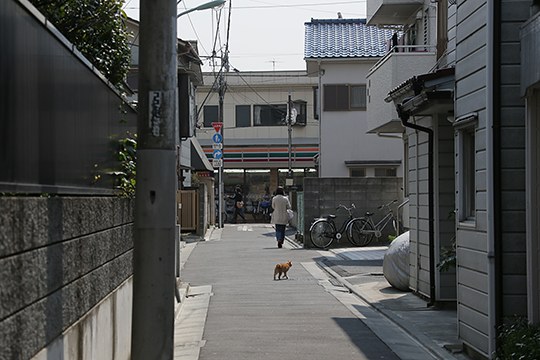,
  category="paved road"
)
[179,224,401,360]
